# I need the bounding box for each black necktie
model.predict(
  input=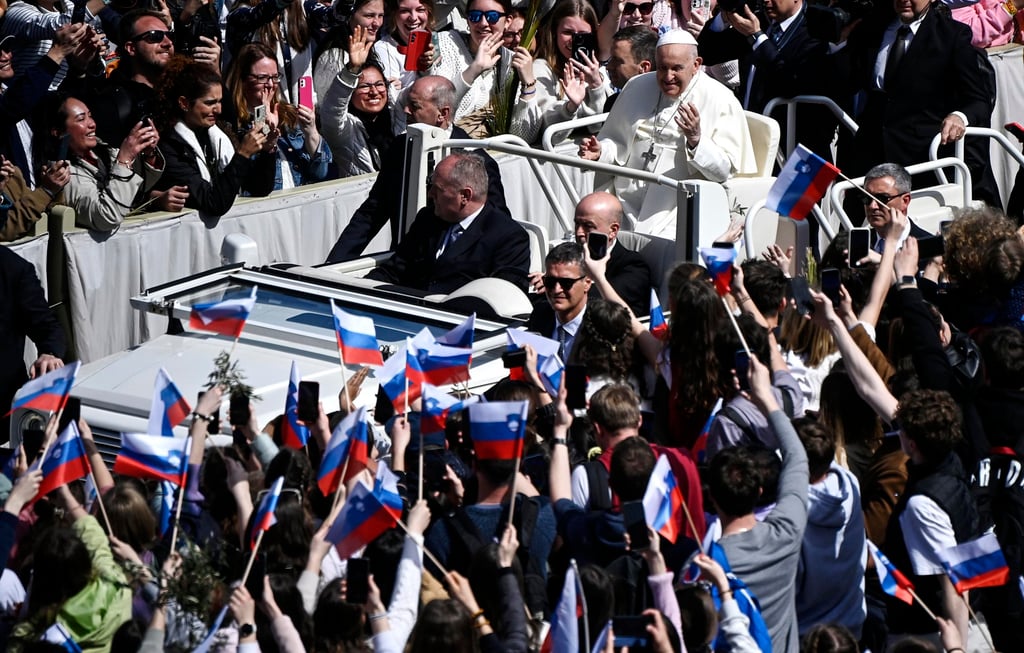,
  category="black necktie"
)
[885,25,912,90]
[768,22,783,46]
